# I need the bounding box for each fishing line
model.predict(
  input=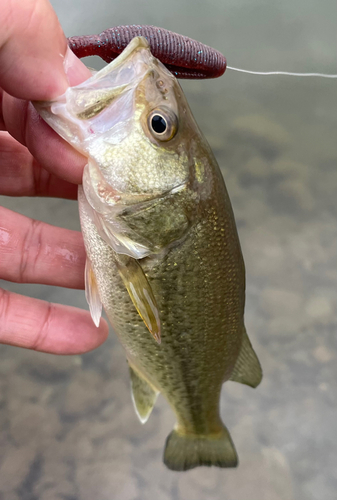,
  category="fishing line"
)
[227,66,337,79]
